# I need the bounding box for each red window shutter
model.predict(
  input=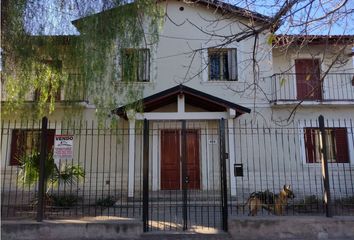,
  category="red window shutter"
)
[47,130,55,154]
[305,128,316,163]
[335,128,349,163]
[37,129,55,154]
[10,129,56,166]
[10,130,24,166]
